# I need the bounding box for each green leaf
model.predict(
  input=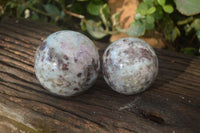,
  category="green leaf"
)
[146,15,155,24]
[87,0,104,16]
[100,4,110,27]
[171,26,181,41]
[85,20,108,39]
[147,6,156,14]
[157,0,166,6]
[136,2,148,15]
[143,0,154,3]
[92,0,104,4]
[43,4,60,16]
[126,21,145,36]
[197,30,200,40]
[134,13,145,20]
[162,16,174,41]
[71,3,85,14]
[145,22,155,30]
[163,5,174,13]
[184,24,192,35]
[145,15,155,30]
[80,20,86,31]
[111,12,120,27]
[152,6,163,19]
[191,18,200,31]
[175,0,200,16]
